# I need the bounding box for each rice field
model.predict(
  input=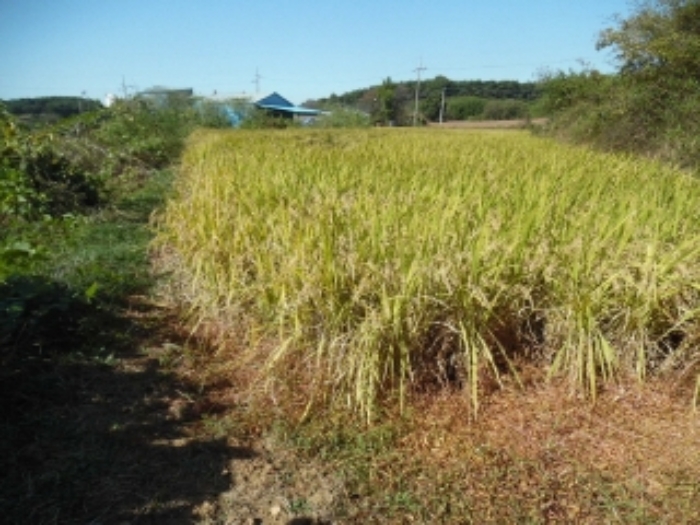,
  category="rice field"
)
[155,128,700,420]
